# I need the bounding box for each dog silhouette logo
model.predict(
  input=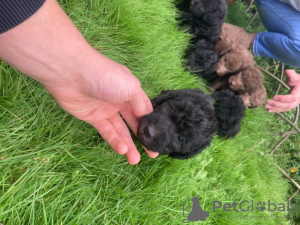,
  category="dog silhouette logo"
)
[179,197,209,223]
